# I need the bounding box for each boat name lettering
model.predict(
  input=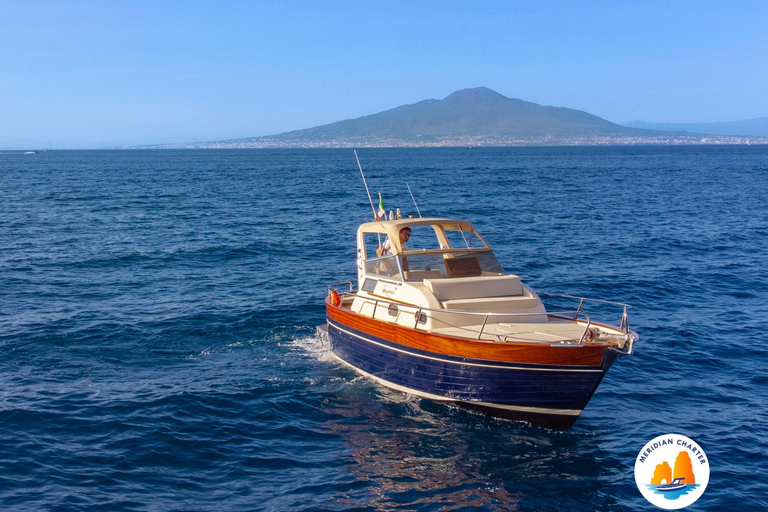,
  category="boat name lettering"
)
[381,285,397,296]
